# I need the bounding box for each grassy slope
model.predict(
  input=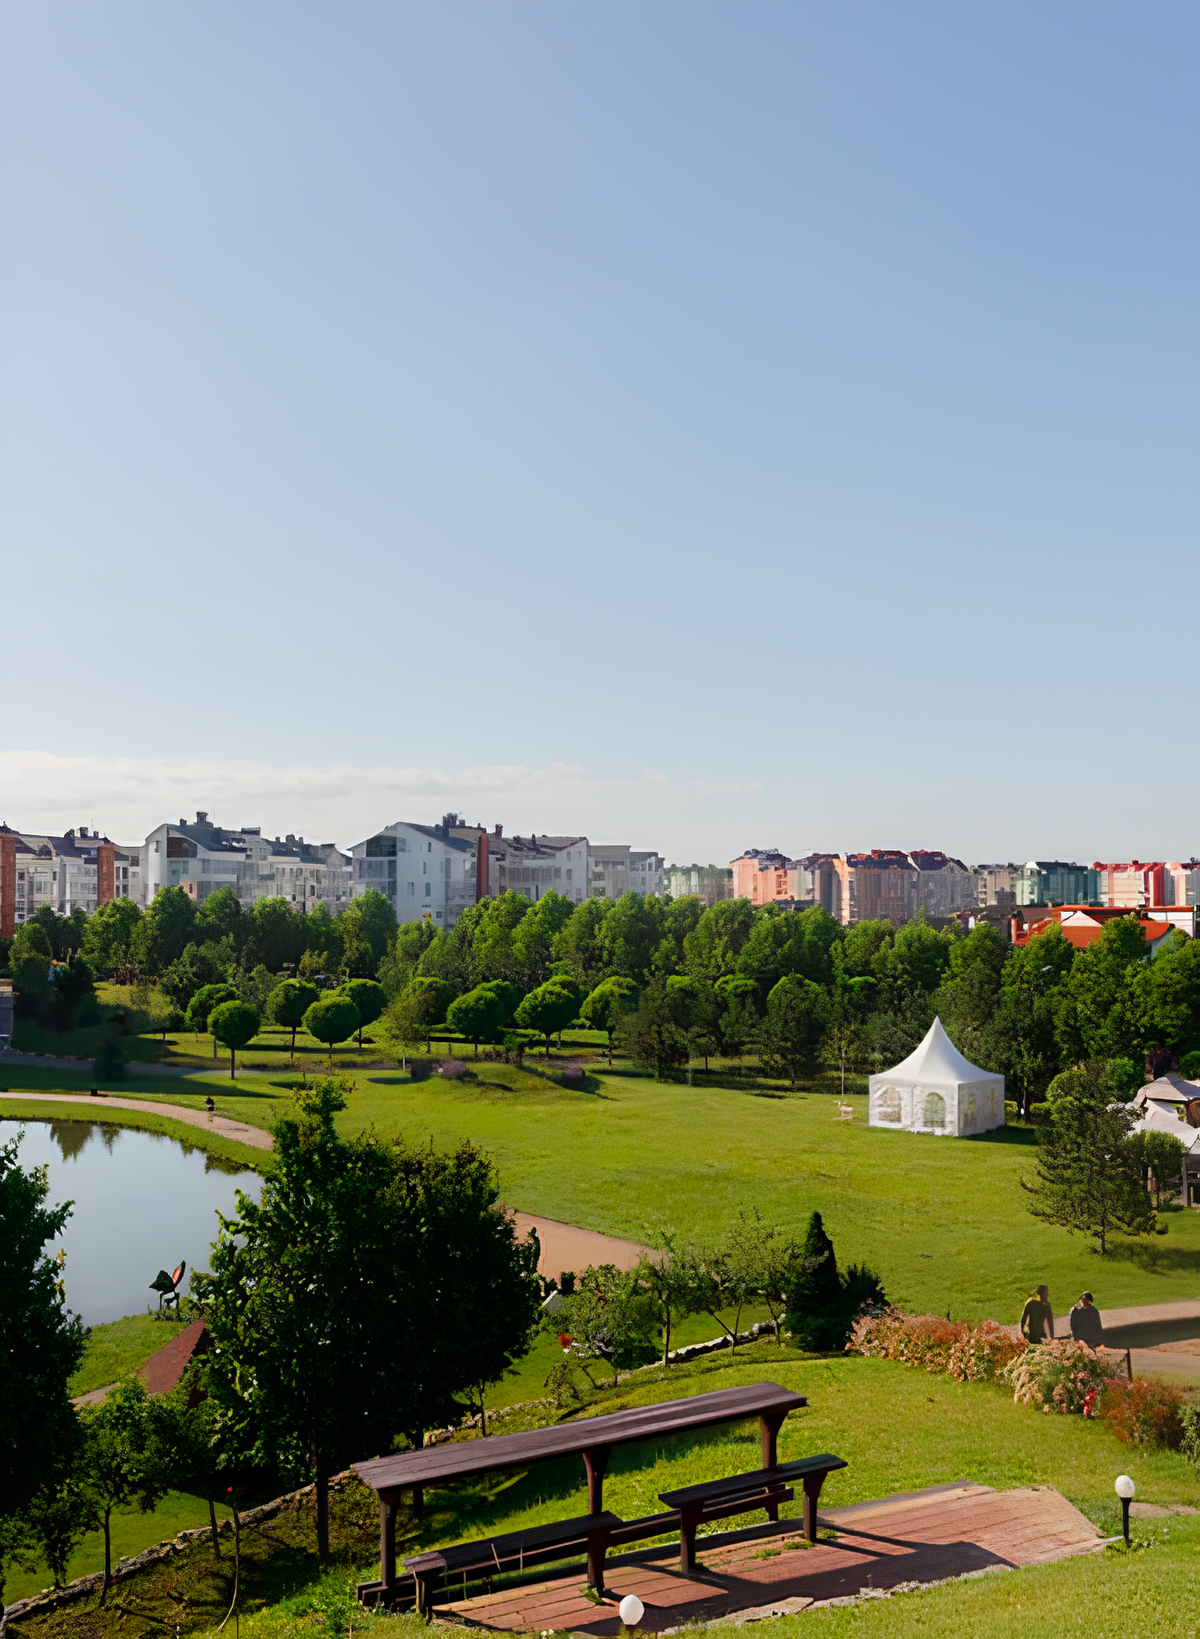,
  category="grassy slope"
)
[15,1344,1200,1635]
[68,1313,174,1396]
